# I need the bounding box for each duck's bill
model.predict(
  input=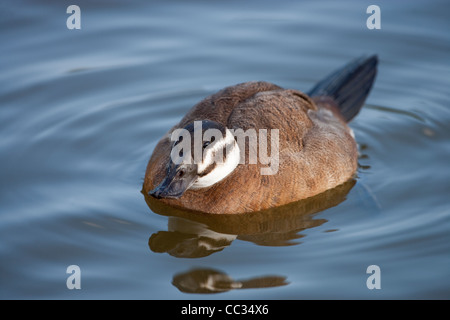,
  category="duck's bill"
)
[148,165,197,199]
